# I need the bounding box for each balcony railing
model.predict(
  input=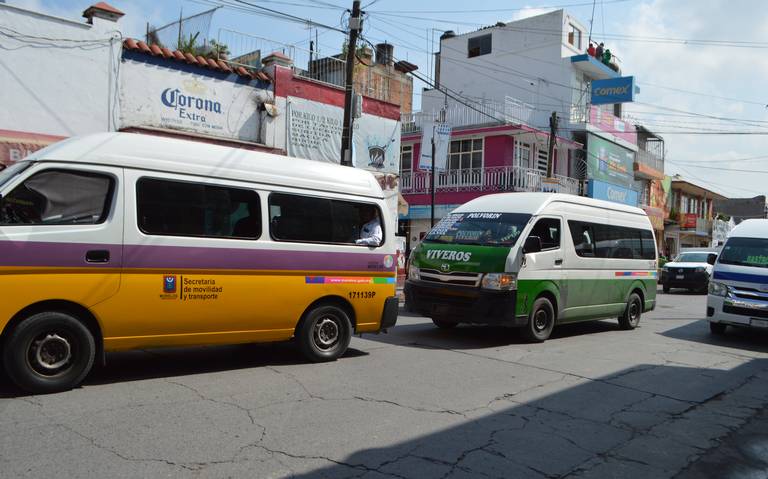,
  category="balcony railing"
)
[635,149,664,173]
[400,166,582,196]
[402,96,535,134]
